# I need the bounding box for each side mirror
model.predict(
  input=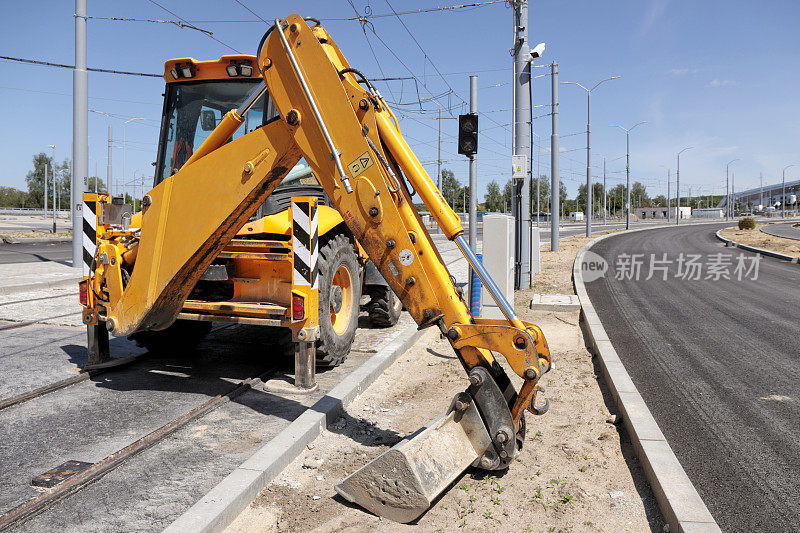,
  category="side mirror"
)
[200,110,217,131]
